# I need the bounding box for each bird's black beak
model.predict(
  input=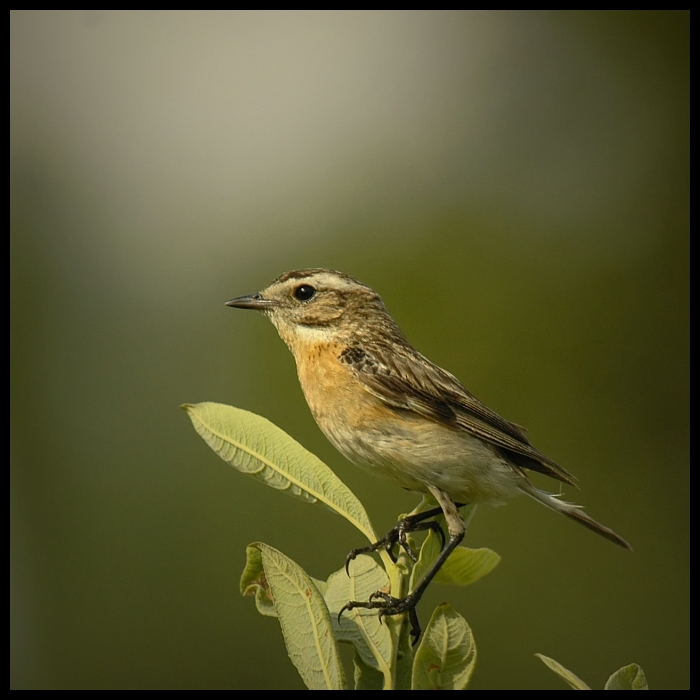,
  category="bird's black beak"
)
[225,293,276,311]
